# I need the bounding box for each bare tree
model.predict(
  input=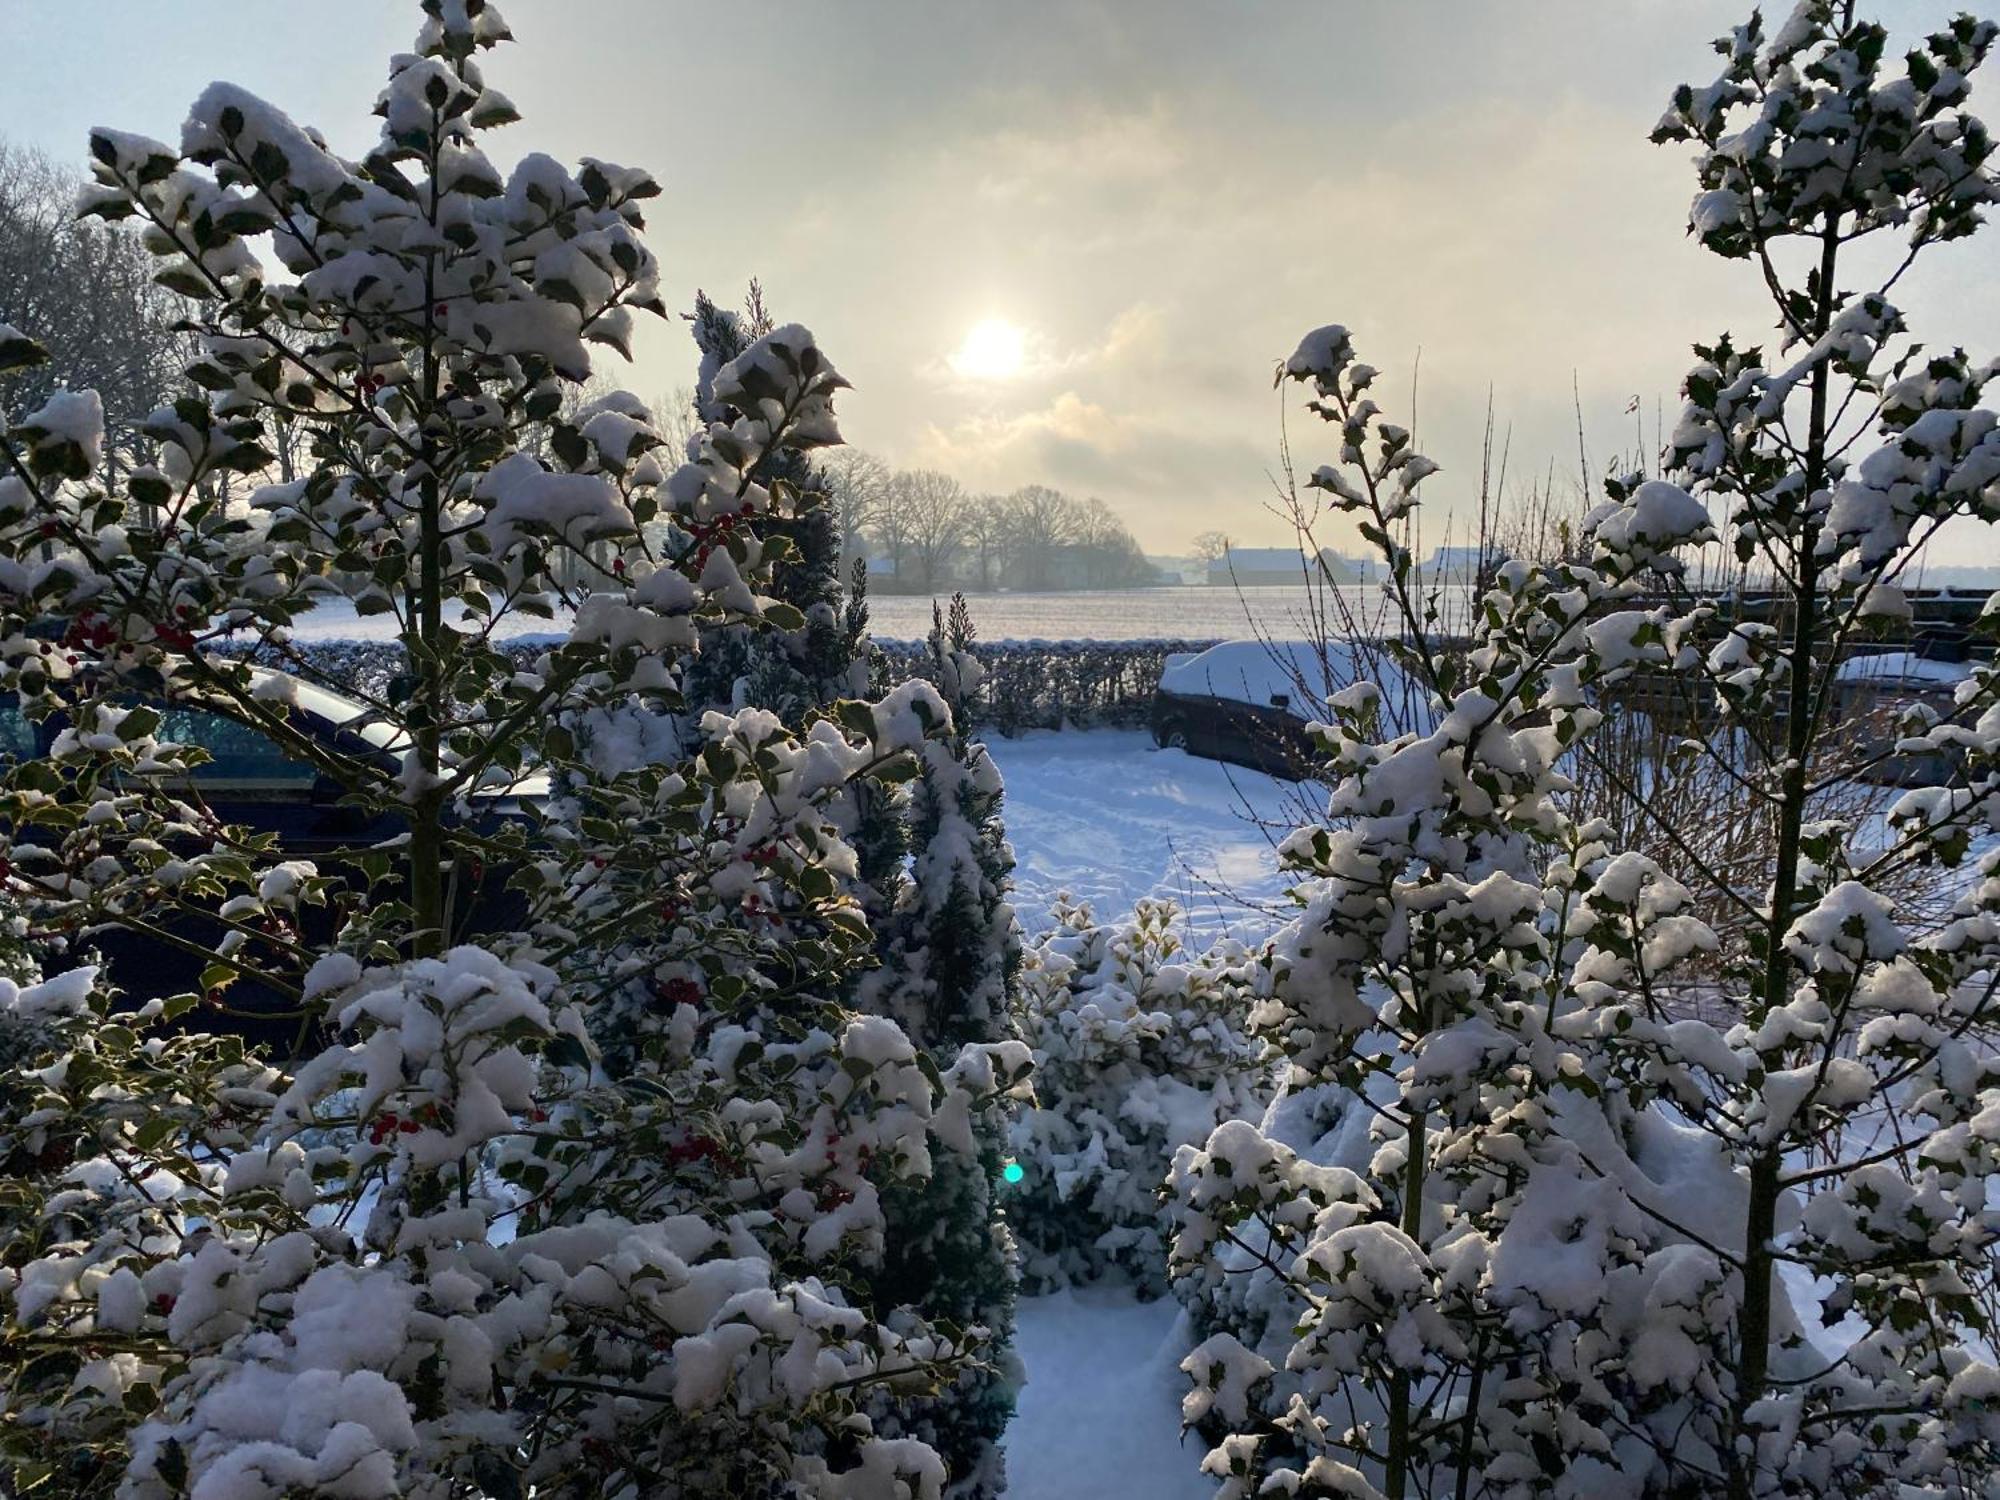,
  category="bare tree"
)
[963,495,1012,591]
[843,469,1155,593]
[0,141,187,483]
[1074,497,1154,587]
[887,468,970,591]
[1004,484,1080,590]
[1190,529,1233,568]
[650,382,701,462]
[821,447,890,572]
